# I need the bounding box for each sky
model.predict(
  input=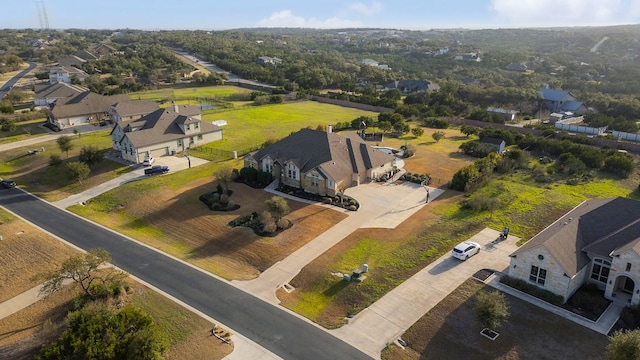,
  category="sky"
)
[3,0,640,30]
